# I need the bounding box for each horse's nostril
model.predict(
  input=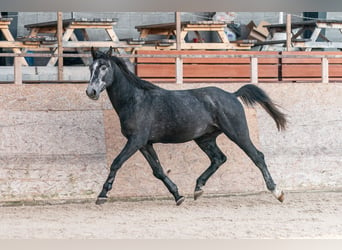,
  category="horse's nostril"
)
[86,88,97,97]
